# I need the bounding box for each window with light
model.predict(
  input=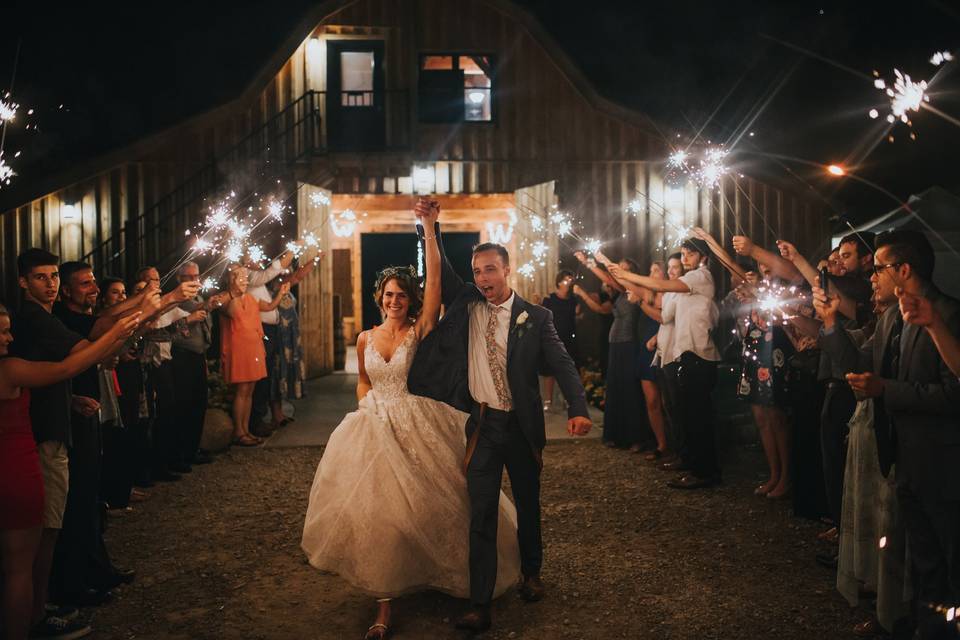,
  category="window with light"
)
[418,54,494,123]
